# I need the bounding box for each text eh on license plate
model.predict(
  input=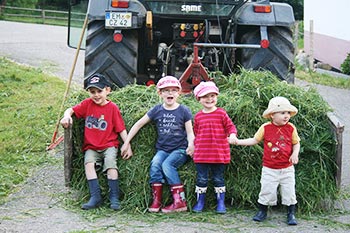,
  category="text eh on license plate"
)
[105,12,132,28]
